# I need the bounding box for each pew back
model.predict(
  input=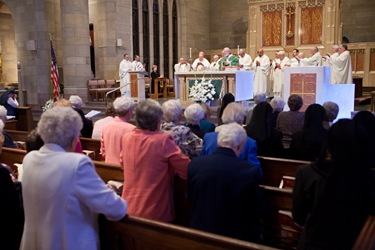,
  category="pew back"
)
[99,215,279,250]
[80,137,102,161]
[4,129,29,142]
[258,156,310,187]
[0,147,26,169]
[93,160,123,183]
